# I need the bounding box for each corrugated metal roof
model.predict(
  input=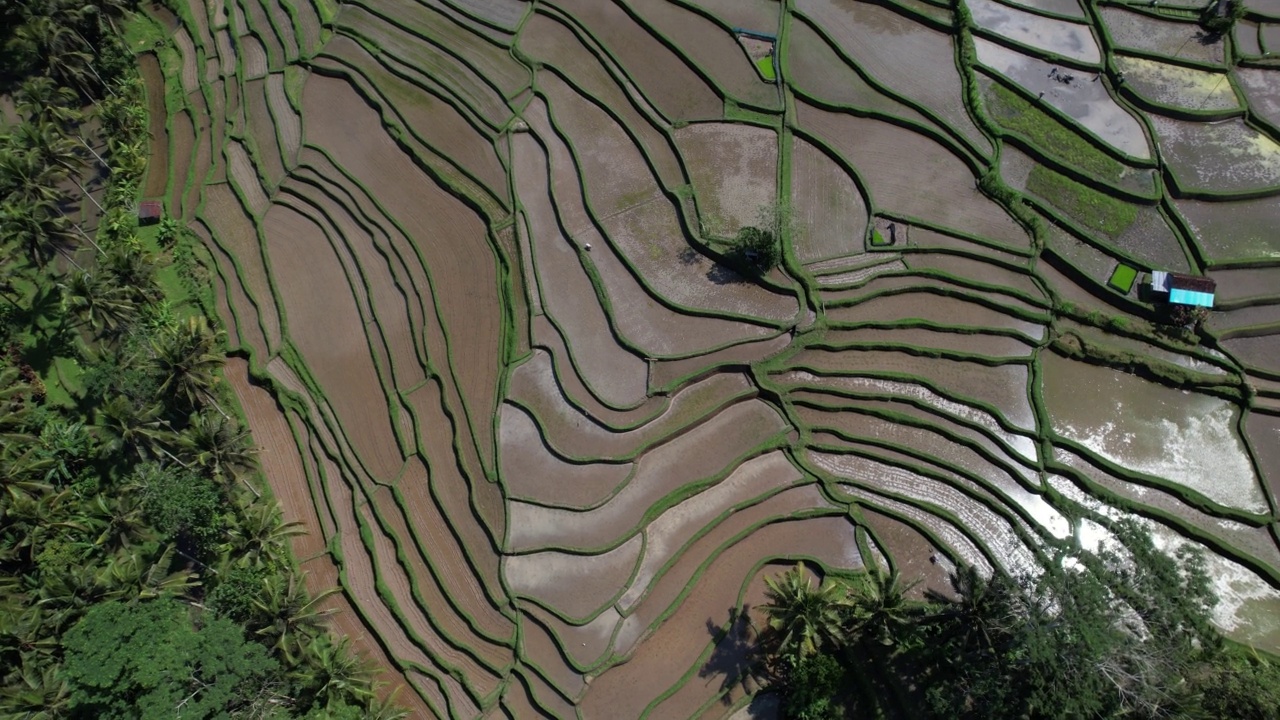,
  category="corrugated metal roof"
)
[1151,270,1169,293]
[1169,288,1215,307]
